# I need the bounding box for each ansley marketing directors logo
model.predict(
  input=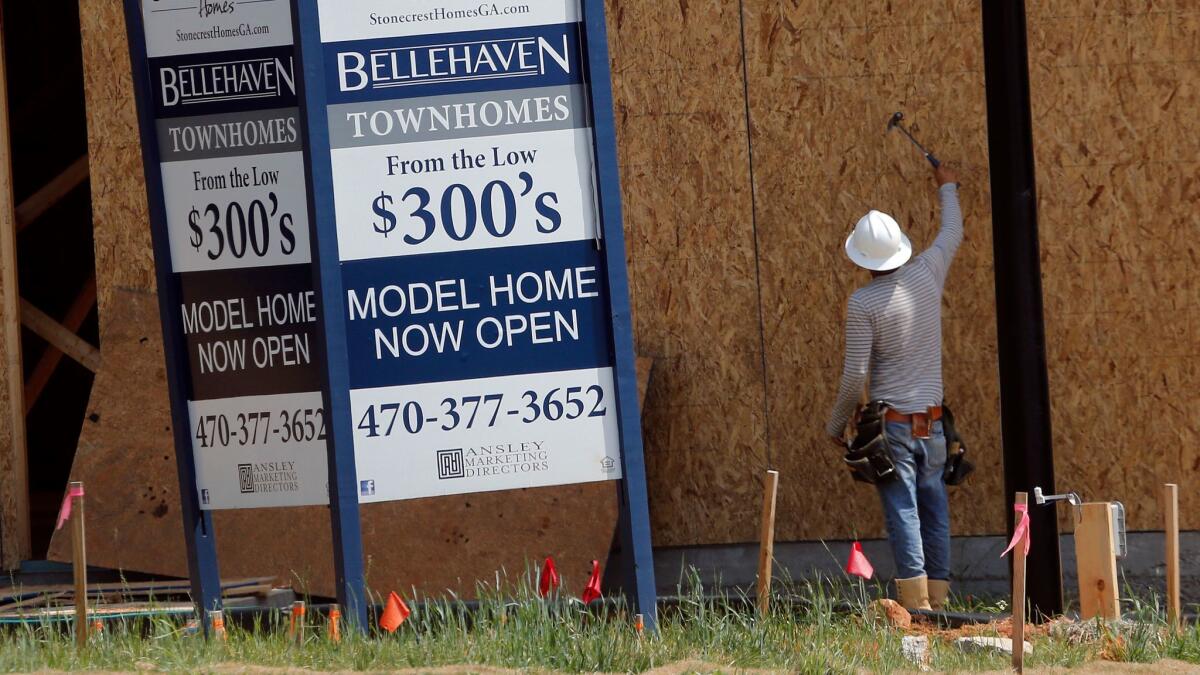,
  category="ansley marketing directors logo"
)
[436,442,551,480]
[237,461,301,494]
